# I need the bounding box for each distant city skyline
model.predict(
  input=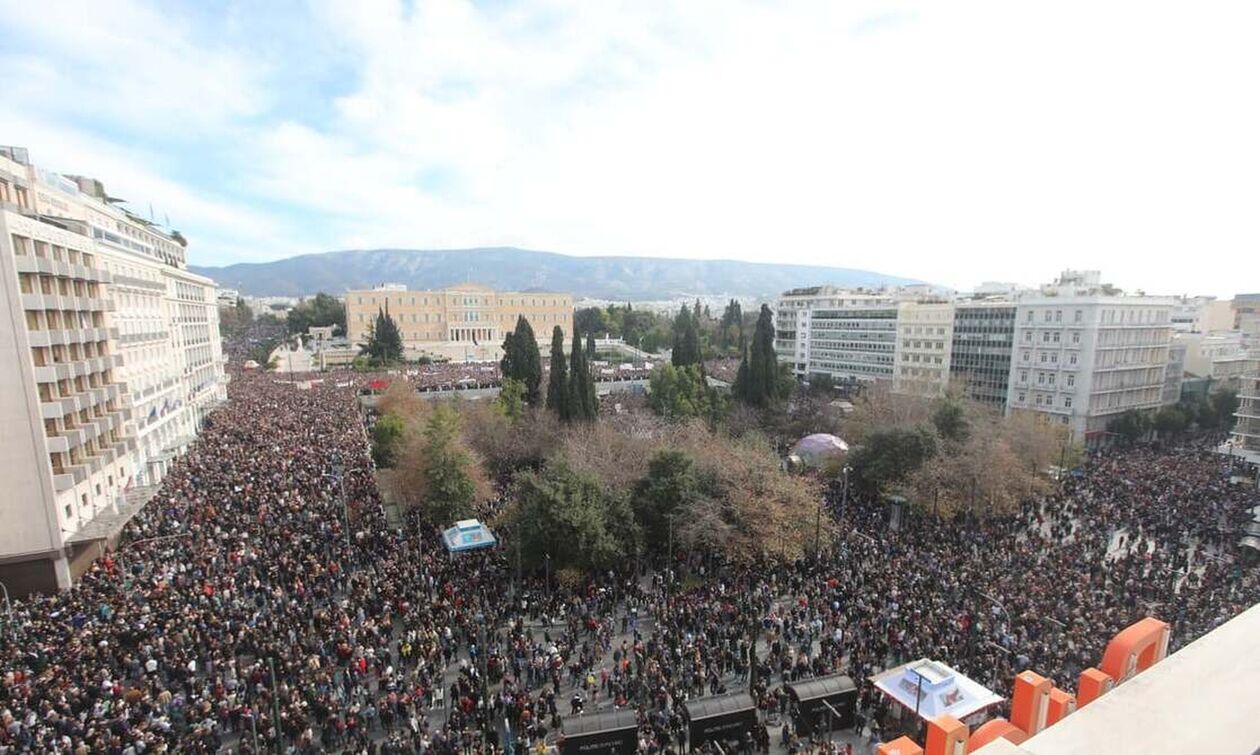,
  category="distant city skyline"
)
[1,0,1257,298]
